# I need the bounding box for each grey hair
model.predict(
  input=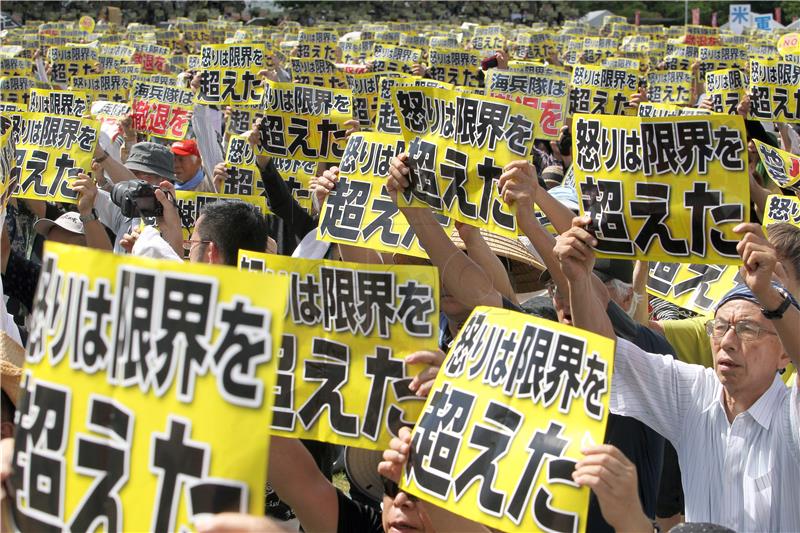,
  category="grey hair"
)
[604,278,633,301]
